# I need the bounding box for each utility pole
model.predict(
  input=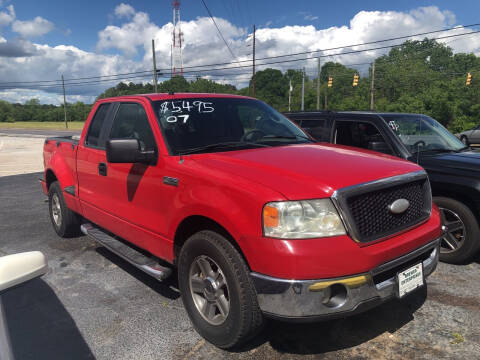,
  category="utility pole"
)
[152,39,158,93]
[325,82,328,110]
[301,67,305,111]
[316,57,321,110]
[370,62,375,110]
[288,79,292,111]
[252,24,256,97]
[61,74,68,129]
